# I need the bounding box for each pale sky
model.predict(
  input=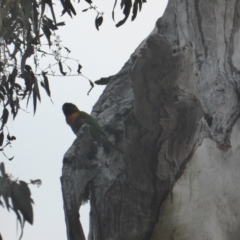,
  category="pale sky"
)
[0,1,167,239]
